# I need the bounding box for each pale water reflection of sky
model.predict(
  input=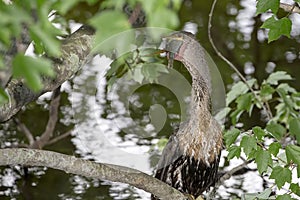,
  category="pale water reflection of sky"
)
[70,55,151,198]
